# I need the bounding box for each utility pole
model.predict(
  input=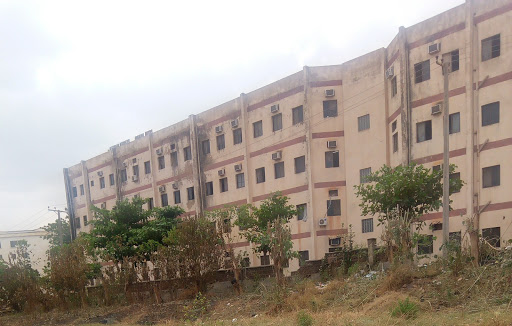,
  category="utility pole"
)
[436,56,450,256]
[48,207,67,246]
